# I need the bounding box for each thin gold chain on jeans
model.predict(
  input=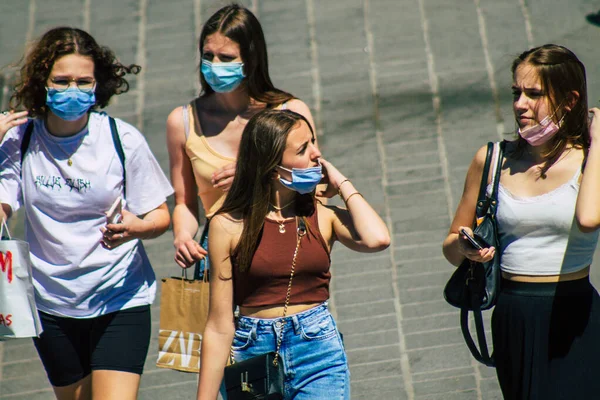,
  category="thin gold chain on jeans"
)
[230,217,306,367]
